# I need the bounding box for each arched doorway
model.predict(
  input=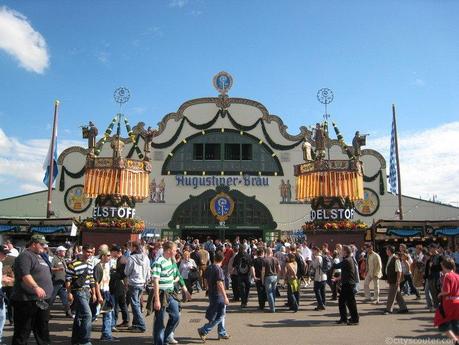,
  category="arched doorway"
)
[166,185,278,242]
